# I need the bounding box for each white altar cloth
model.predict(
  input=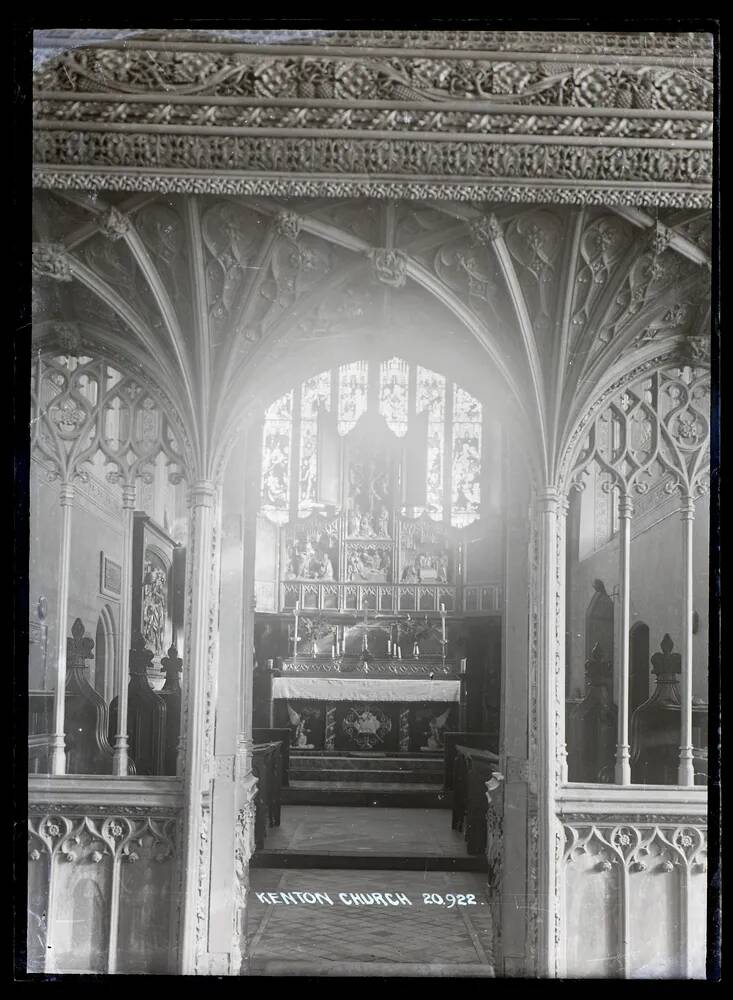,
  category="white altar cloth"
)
[272,676,460,702]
